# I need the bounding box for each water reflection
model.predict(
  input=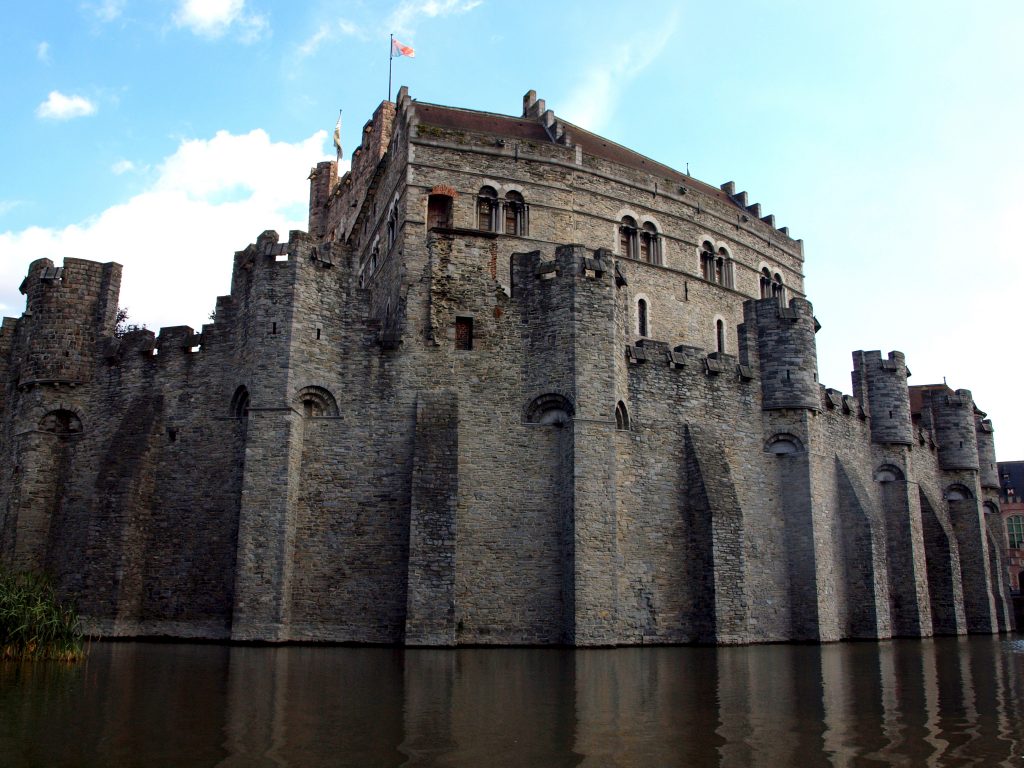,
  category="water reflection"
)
[0,637,1021,767]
